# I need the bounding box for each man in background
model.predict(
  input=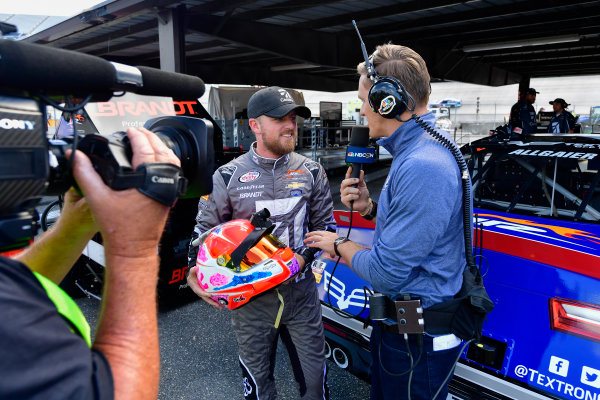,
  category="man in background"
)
[510,88,539,134]
[547,98,575,133]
